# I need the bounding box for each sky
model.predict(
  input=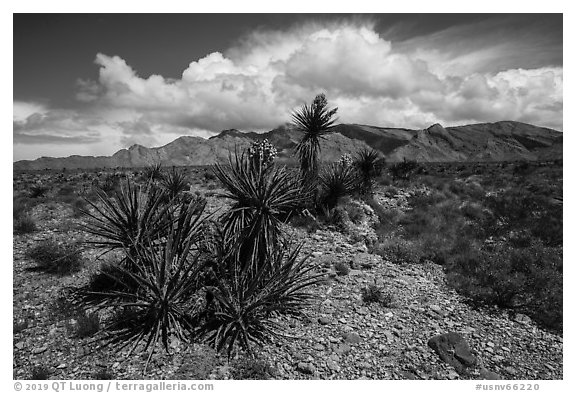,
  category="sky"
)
[13,13,563,161]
